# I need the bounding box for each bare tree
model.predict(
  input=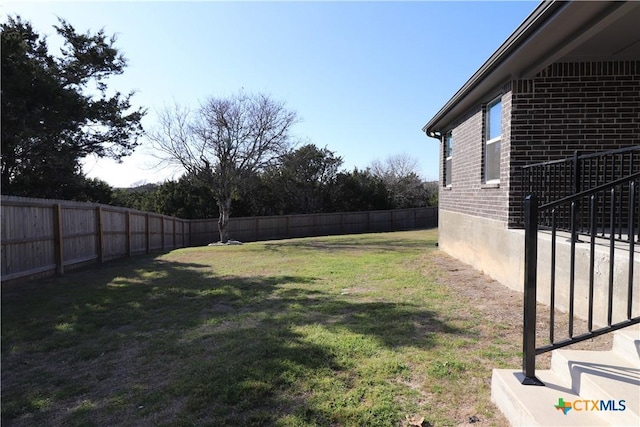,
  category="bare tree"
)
[370,153,421,180]
[148,92,299,243]
[370,153,428,208]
